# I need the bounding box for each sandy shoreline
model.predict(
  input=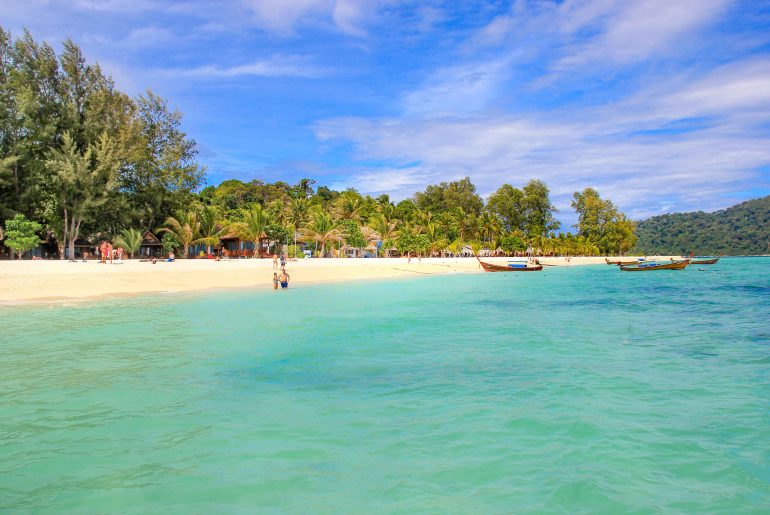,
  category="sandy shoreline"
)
[0,256,676,304]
